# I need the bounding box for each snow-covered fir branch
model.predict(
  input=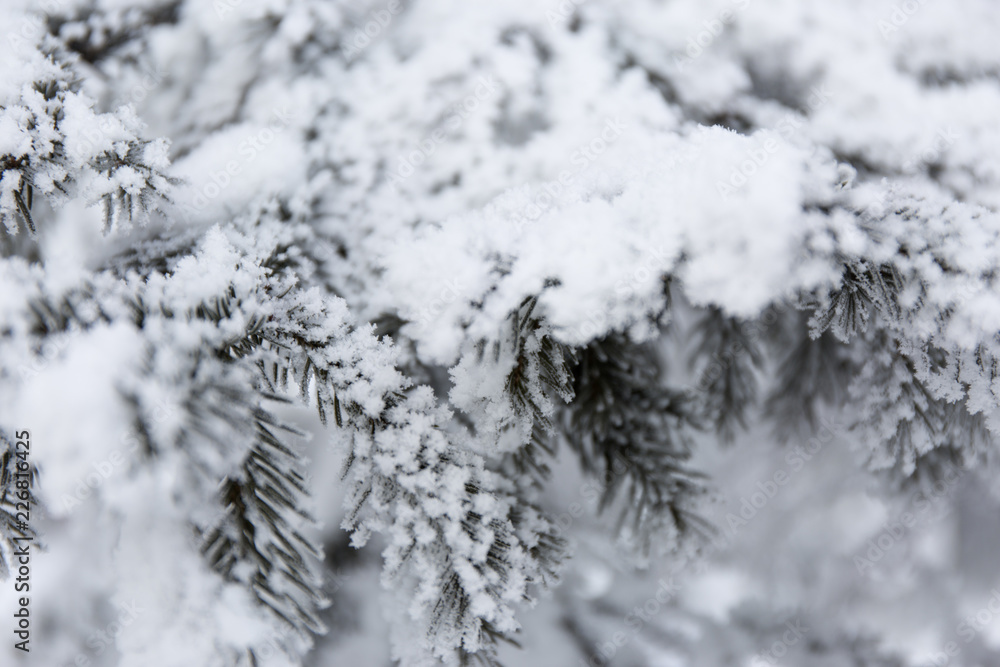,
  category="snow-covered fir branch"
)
[2,1,1000,666]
